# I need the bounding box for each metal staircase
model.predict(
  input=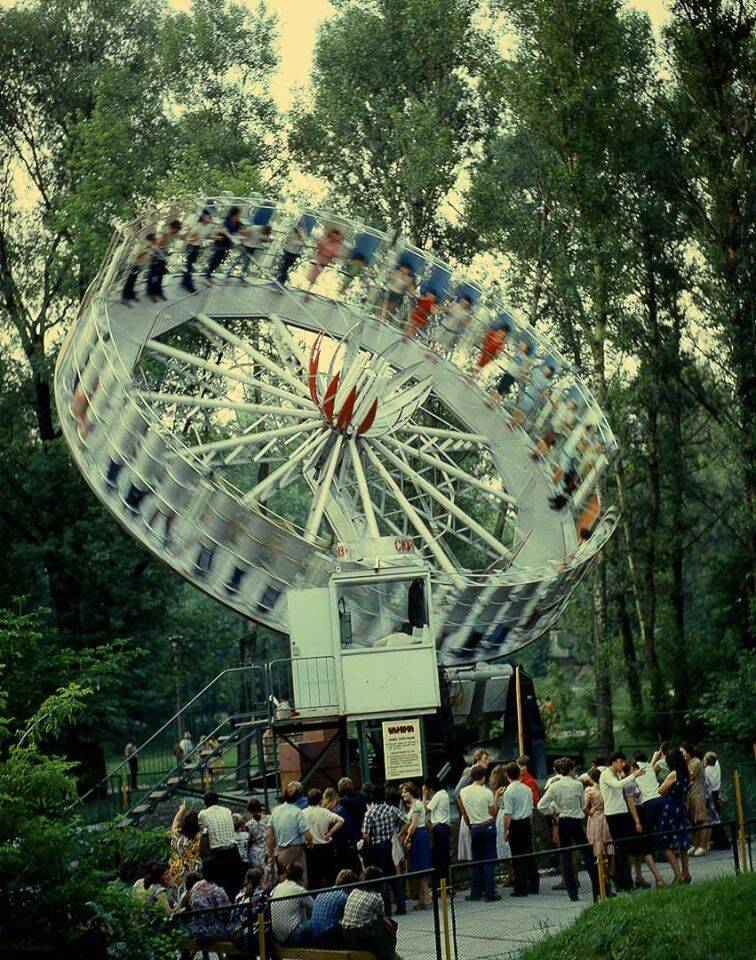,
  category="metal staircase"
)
[120,711,270,826]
